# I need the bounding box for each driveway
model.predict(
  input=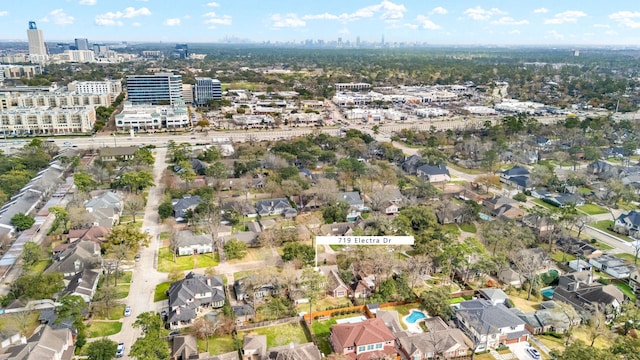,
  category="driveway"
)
[508,342,539,360]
